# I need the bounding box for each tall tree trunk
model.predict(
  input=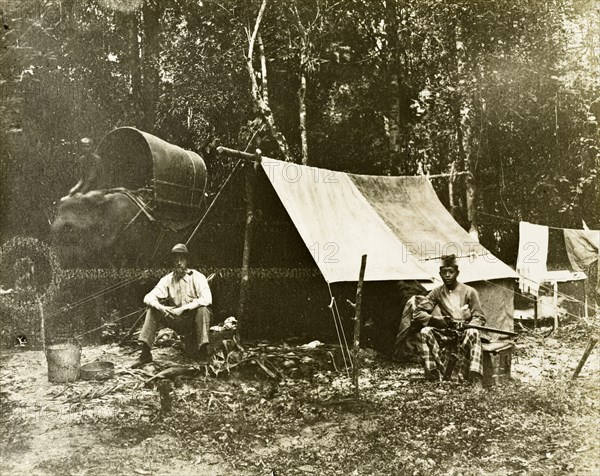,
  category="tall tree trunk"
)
[387,1,401,171]
[141,0,161,132]
[449,161,457,217]
[246,0,293,161]
[258,34,269,106]
[129,12,142,122]
[386,2,412,174]
[464,91,478,240]
[298,58,308,165]
[293,5,309,165]
[450,18,478,236]
[466,173,478,240]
